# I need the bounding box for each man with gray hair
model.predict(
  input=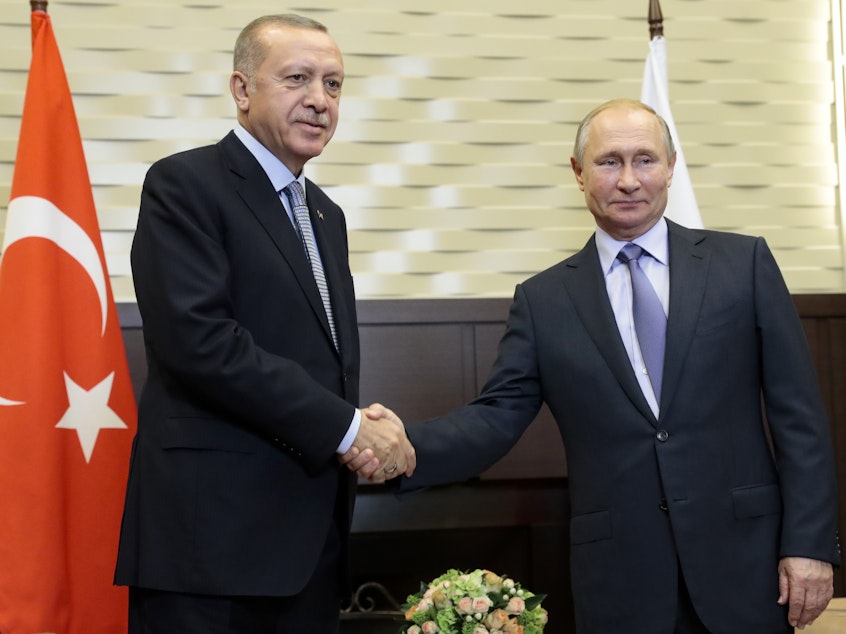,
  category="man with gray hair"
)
[349,99,839,633]
[116,14,414,632]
